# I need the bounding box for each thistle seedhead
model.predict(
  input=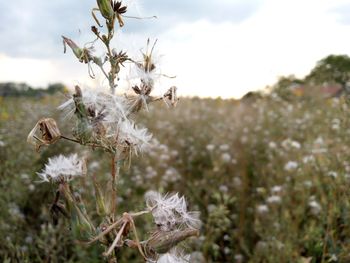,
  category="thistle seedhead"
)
[145,191,201,232]
[37,154,86,183]
[118,119,152,154]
